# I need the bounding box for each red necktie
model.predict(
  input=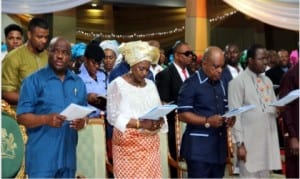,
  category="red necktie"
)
[182,68,187,80]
